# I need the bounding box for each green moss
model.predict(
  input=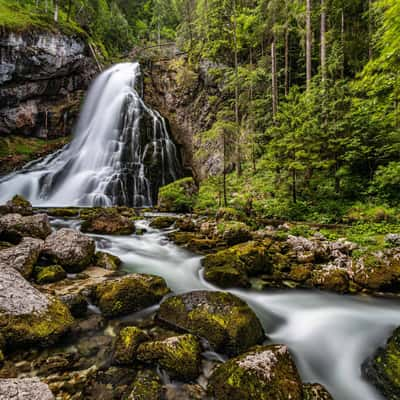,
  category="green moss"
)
[114,326,148,365]
[217,222,252,246]
[128,370,163,400]
[94,251,121,271]
[48,208,80,218]
[150,216,177,229]
[302,384,333,399]
[158,177,198,213]
[34,265,66,285]
[137,334,201,381]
